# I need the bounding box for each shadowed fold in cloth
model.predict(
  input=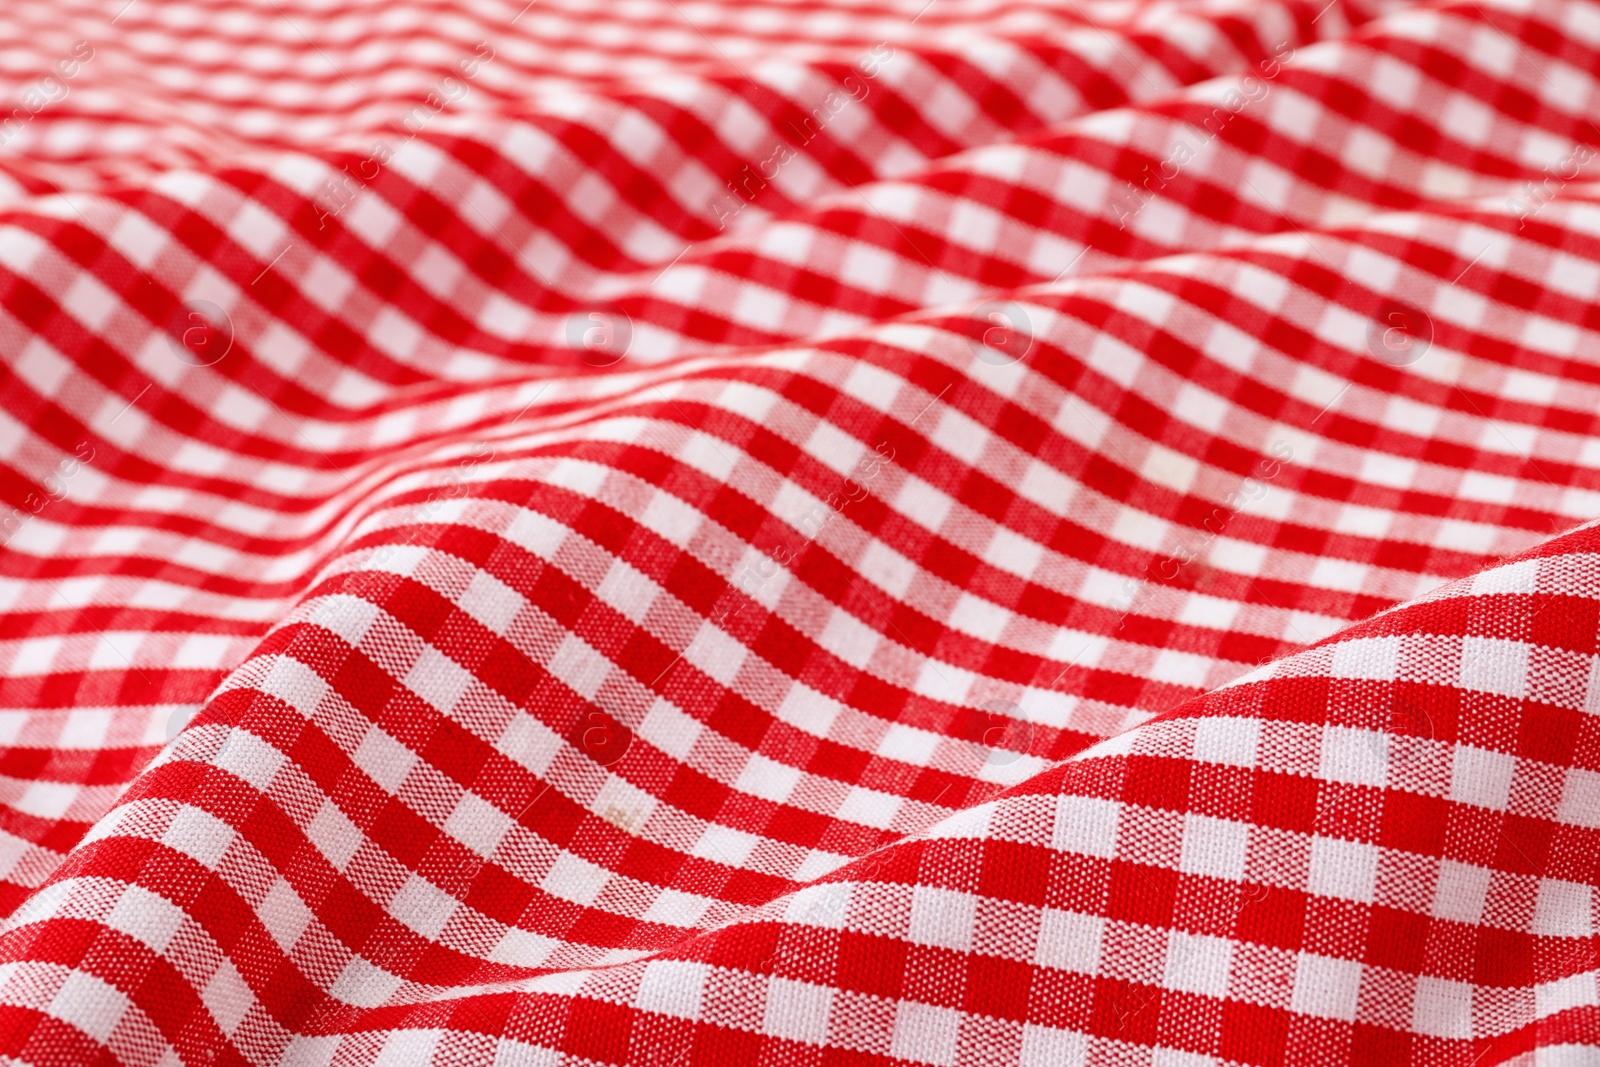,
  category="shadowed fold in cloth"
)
[0,0,1597,1063]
